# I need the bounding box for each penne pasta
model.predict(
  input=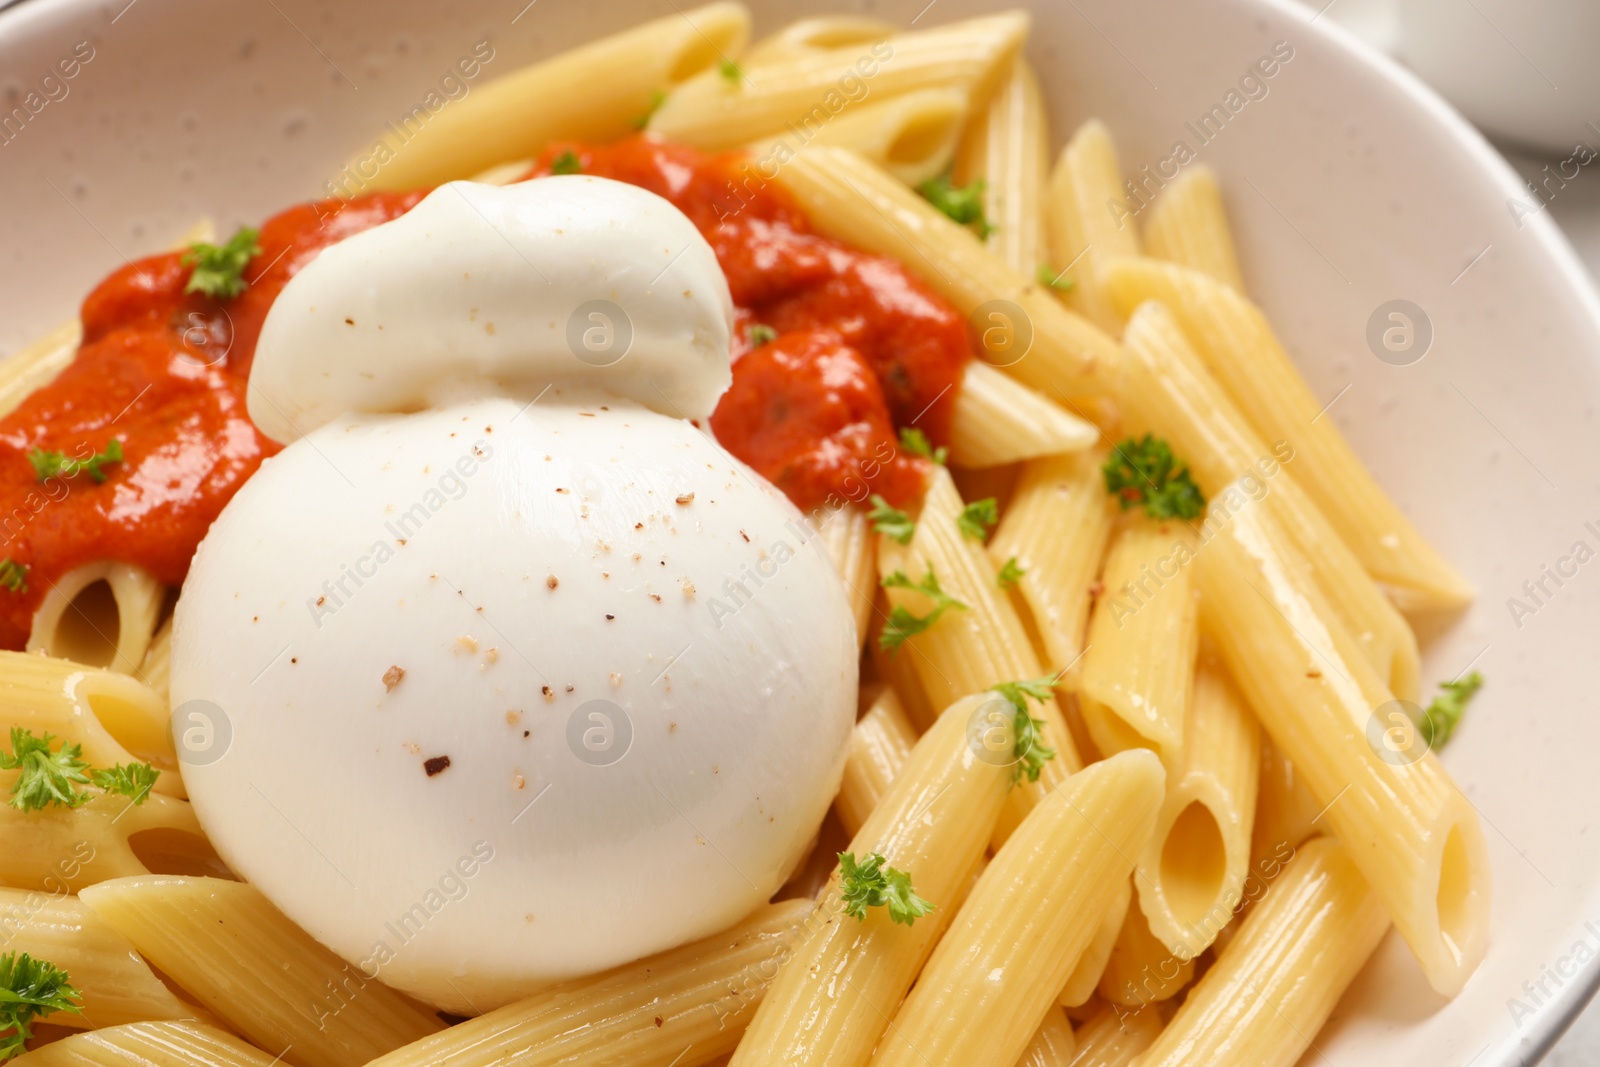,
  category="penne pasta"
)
[1252,737,1322,863]
[1115,299,1421,701]
[0,792,214,894]
[1097,895,1193,1007]
[1058,876,1130,1009]
[359,3,752,189]
[134,618,171,707]
[731,692,1013,1066]
[1044,120,1142,333]
[948,361,1097,468]
[955,59,1050,277]
[364,901,810,1067]
[750,87,968,186]
[10,1022,281,1066]
[0,322,81,422]
[867,592,940,733]
[1103,258,1474,611]
[987,449,1114,684]
[27,562,164,678]
[742,16,899,67]
[835,687,917,838]
[1135,651,1259,957]
[868,749,1165,1067]
[1135,838,1390,1067]
[79,877,445,1067]
[1139,166,1245,291]
[1067,1001,1162,1067]
[775,146,1120,399]
[650,13,1027,150]
[1076,516,1199,758]
[1193,484,1489,996]
[1016,1007,1077,1067]
[0,887,204,1031]
[813,503,876,647]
